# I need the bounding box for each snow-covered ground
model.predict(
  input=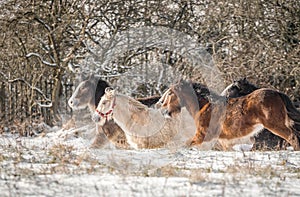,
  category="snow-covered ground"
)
[1,123,300,197]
